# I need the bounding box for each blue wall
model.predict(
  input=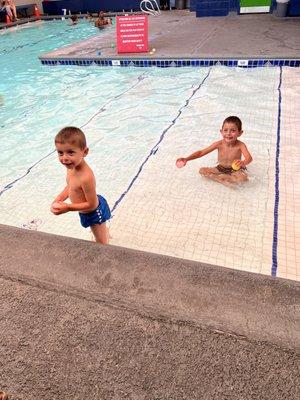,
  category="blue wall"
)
[196,0,230,17]
[288,0,300,16]
[191,0,238,12]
